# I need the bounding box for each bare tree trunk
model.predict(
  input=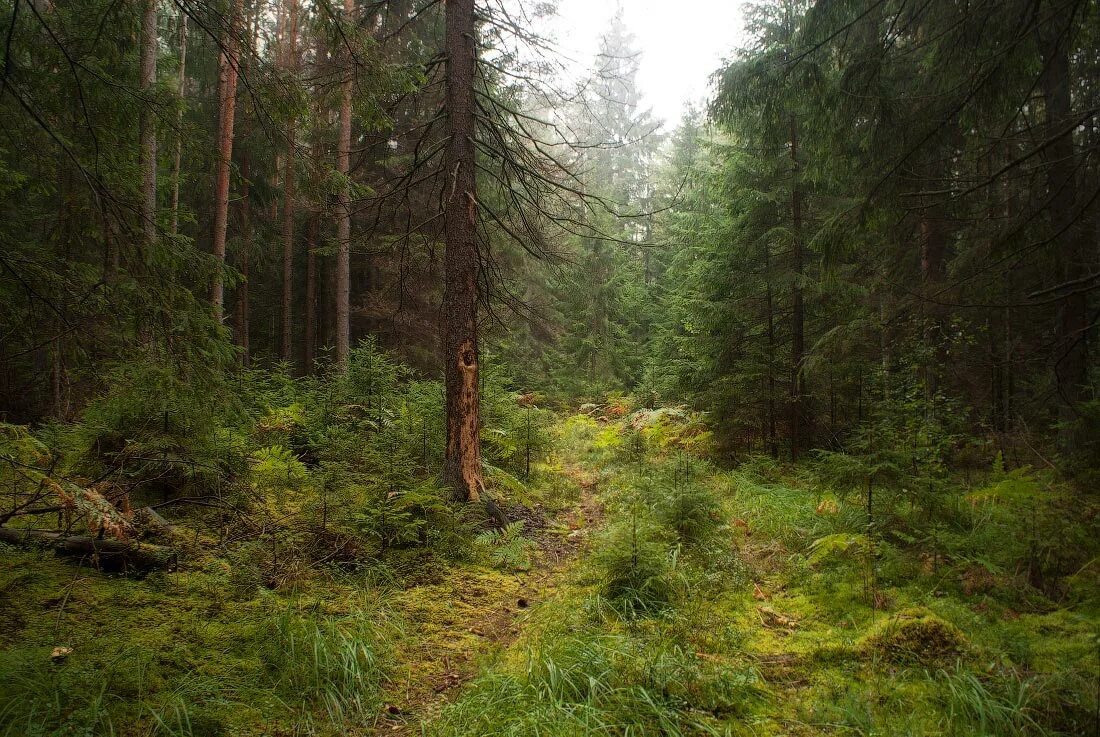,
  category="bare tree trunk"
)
[334,0,354,367]
[0,528,177,572]
[236,156,251,366]
[789,116,806,461]
[280,0,299,364]
[1038,14,1089,453]
[764,238,777,458]
[919,209,947,401]
[138,0,157,253]
[170,9,186,237]
[442,0,483,504]
[233,0,261,366]
[305,215,318,372]
[51,332,64,420]
[210,0,243,314]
